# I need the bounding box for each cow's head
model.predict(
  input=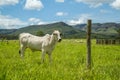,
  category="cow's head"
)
[53,30,62,42]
